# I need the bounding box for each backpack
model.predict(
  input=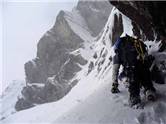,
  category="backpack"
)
[115,36,147,66]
